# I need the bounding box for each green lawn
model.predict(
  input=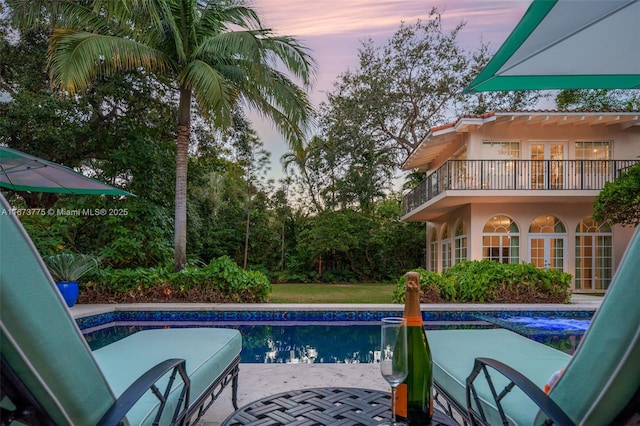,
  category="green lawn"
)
[268,283,396,303]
